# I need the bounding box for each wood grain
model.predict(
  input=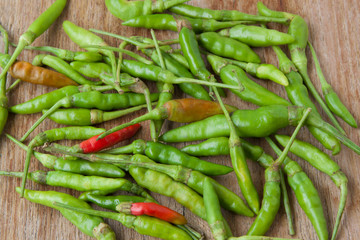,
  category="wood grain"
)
[0,0,359,239]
